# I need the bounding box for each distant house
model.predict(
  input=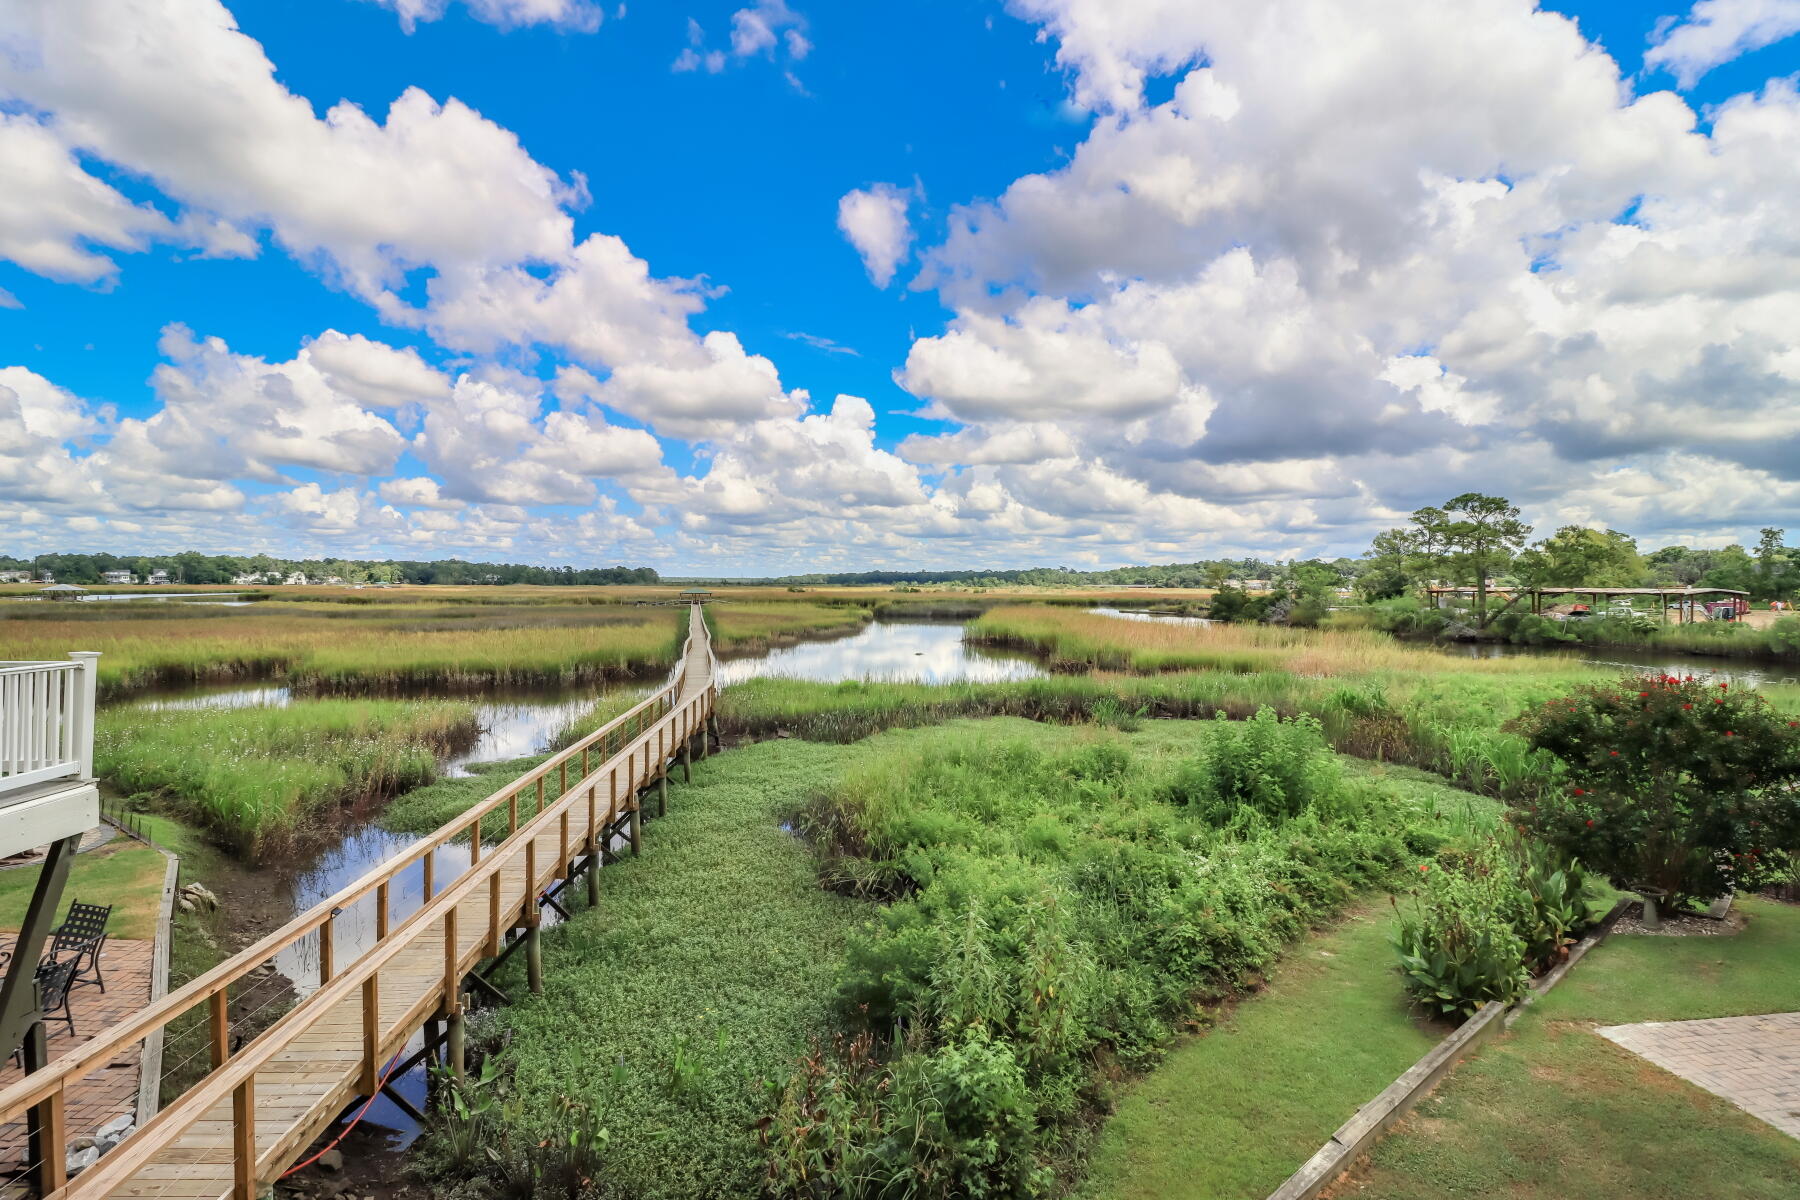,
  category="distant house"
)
[0,570,32,583]
[323,575,347,586]
[101,570,134,585]
[147,569,172,585]
[231,572,266,585]
[283,572,309,586]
